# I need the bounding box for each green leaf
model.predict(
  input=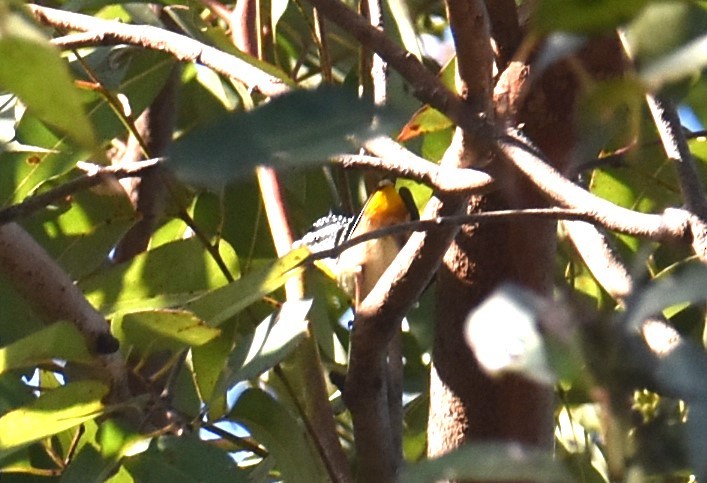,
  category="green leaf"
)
[19,172,137,279]
[61,443,108,483]
[639,35,707,91]
[398,105,453,142]
[115,309,221,355]
[80,238,239,315]
[183,246,309,326]
[123,435,247,483]
[533,0,649,34]
[191,320,236,415]
[0,10,96,148]
[229,388,328,483]
[225,299,310,387]
[169,86,402,187]
[82,47,176,142]
[400,442,571,483]
[0,380,107,457]
[385,0,422,61]
[0,321,92,375]
[403,394,429,462]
